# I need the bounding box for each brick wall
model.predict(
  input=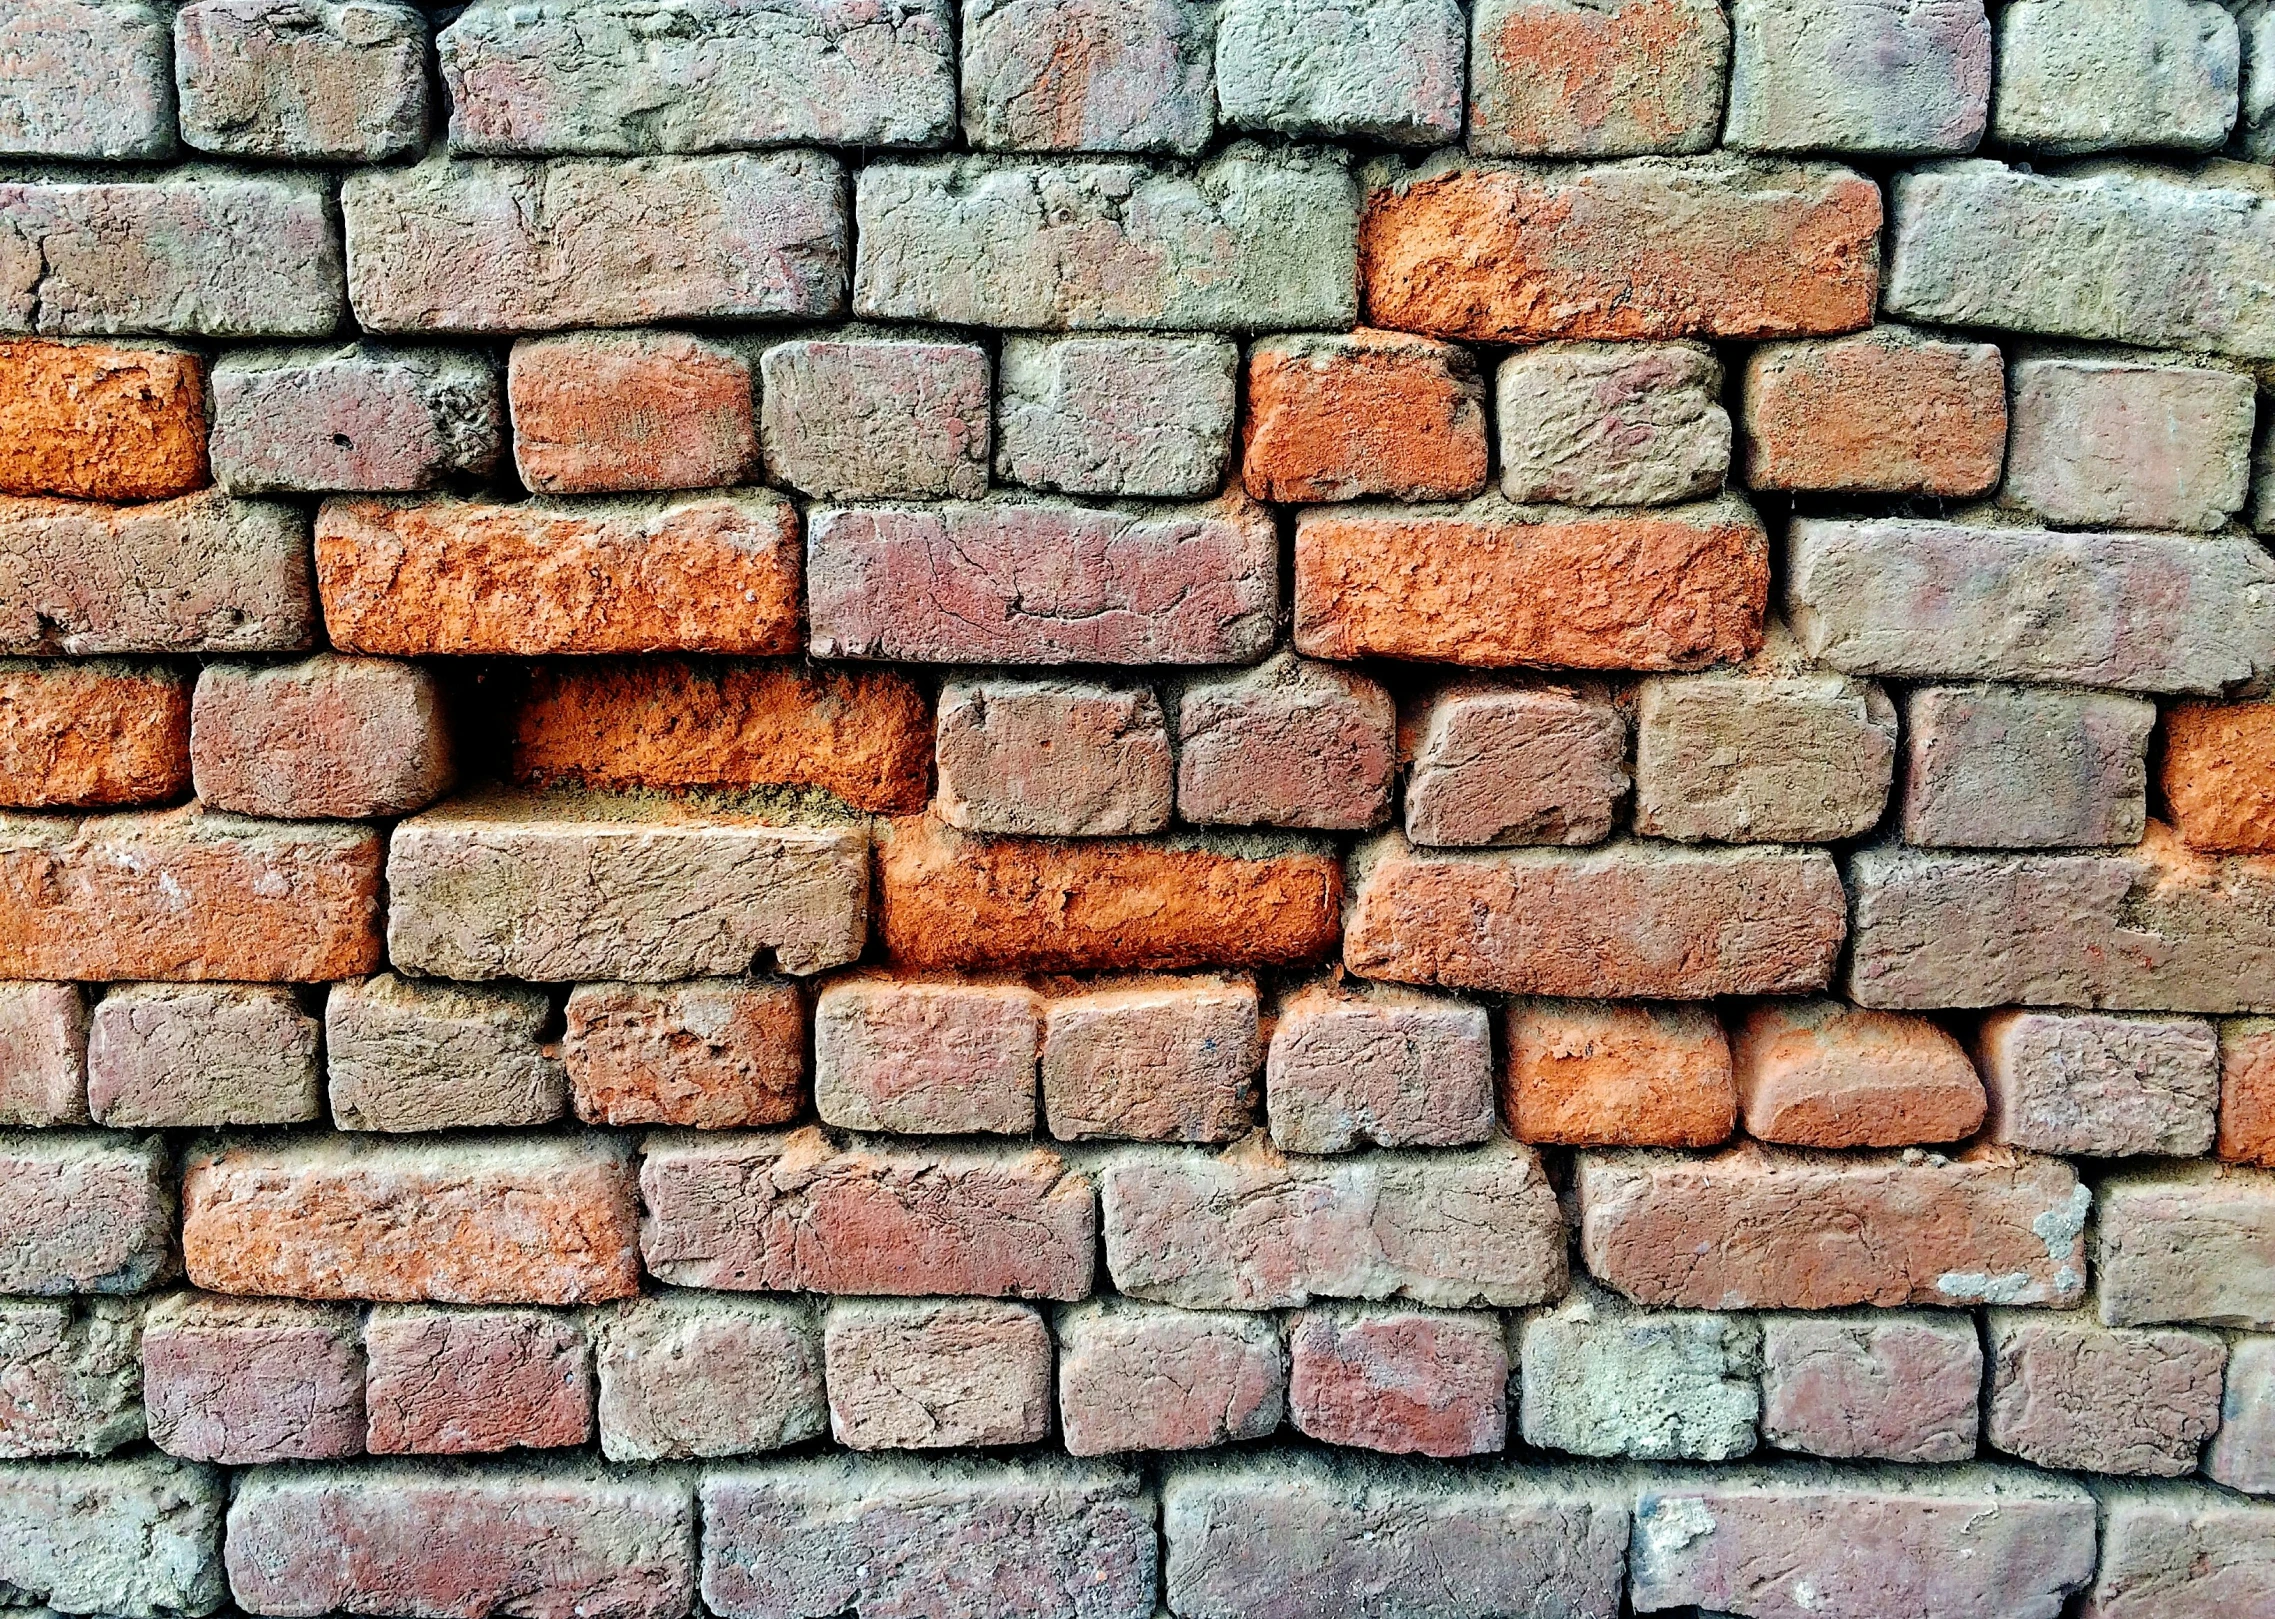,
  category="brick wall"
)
[3,2,2275,1616]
